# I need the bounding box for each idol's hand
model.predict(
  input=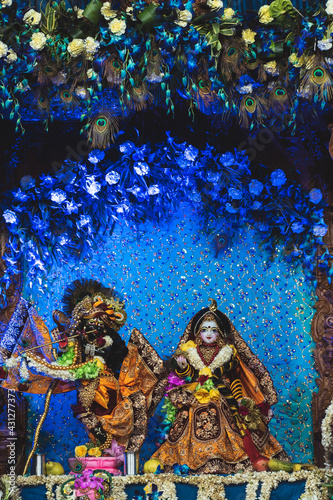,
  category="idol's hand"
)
[176,355,188,369]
